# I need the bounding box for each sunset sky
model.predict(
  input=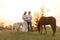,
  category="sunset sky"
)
[0,0,60,26]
